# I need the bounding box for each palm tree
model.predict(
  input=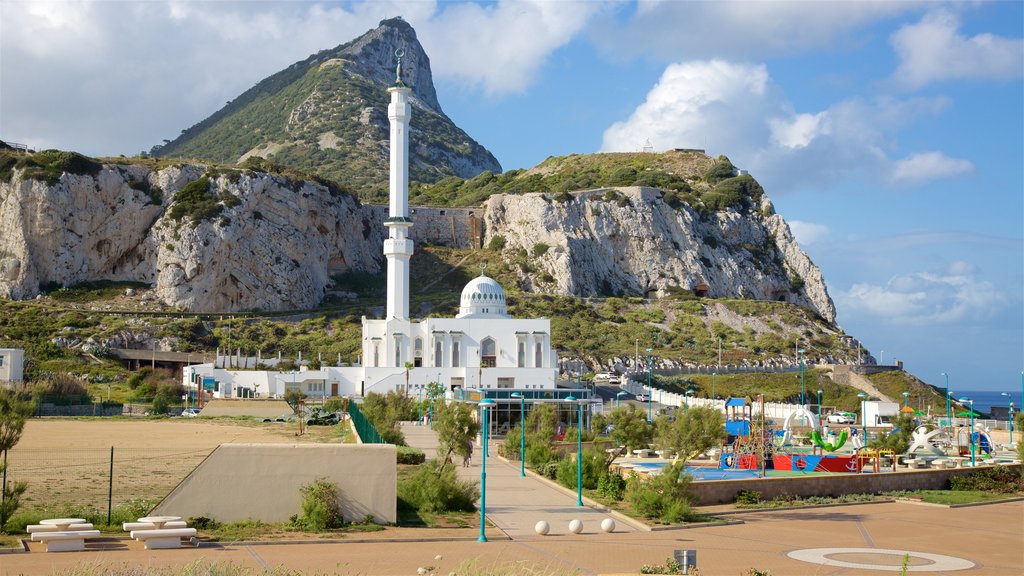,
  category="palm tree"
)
[404,361,414,398]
